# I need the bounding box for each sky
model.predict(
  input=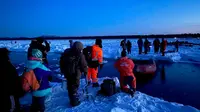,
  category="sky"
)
[1,0,200,37]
